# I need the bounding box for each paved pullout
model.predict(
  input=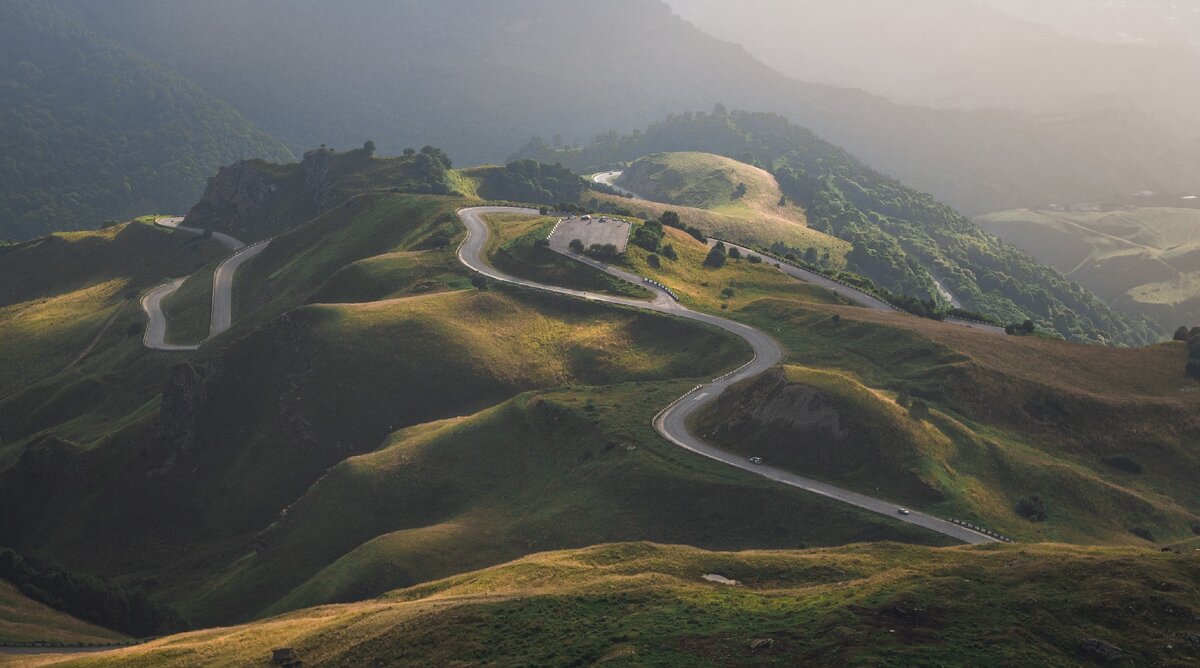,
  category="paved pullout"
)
[140,218,271,350]
[458,206,996,545]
